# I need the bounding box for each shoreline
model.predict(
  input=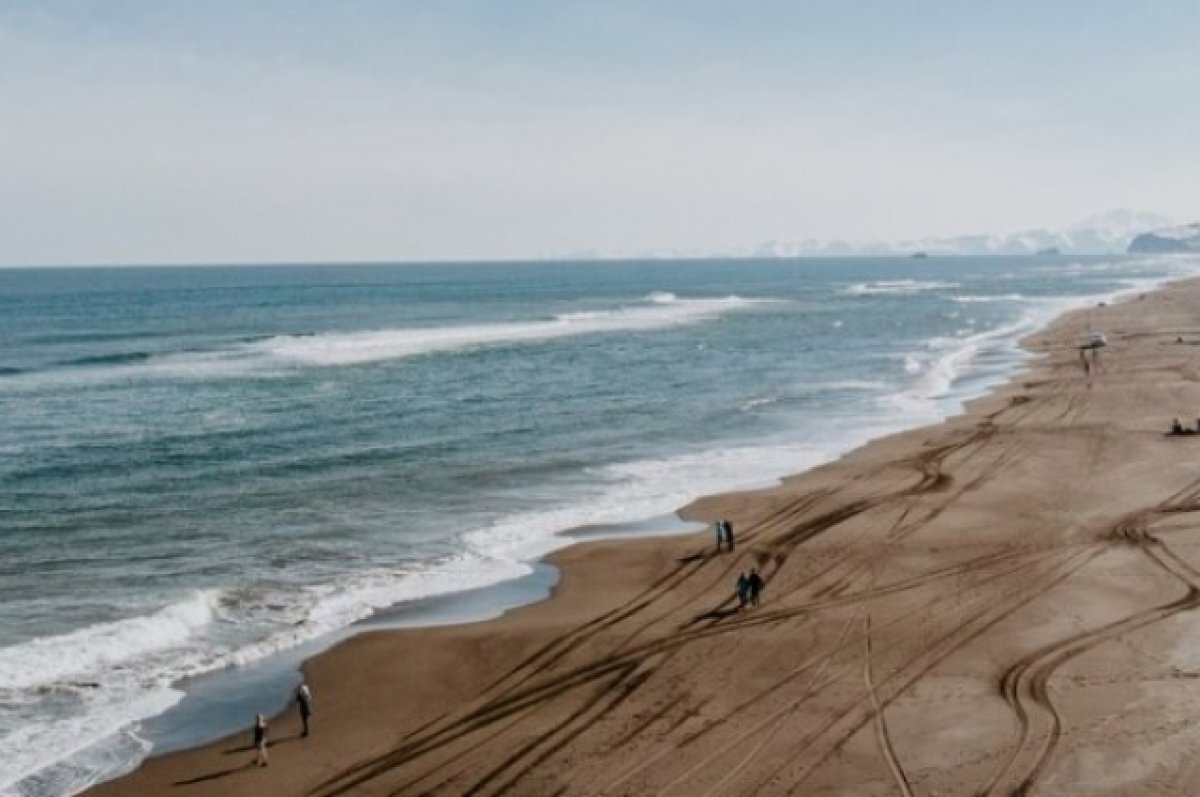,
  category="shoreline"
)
[87,274,1200,795]
[129,514,706,761]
